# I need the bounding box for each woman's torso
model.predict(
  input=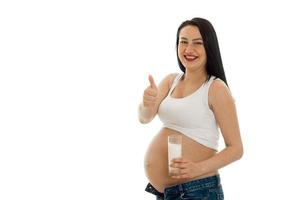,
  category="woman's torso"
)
[144,73,219,193]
